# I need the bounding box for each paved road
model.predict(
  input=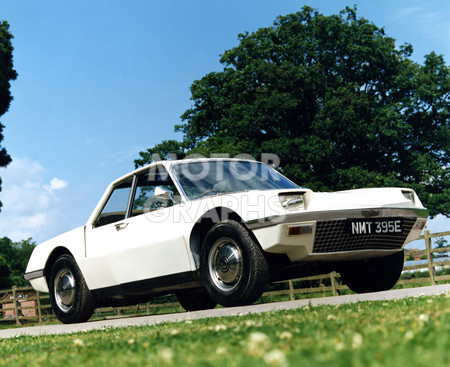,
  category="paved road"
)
[1,284,449,339]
